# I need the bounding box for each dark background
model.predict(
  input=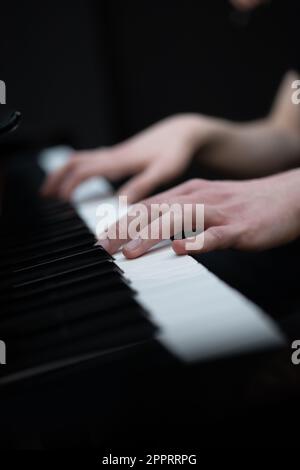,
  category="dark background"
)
[1,0,300,449]
[1,0,299,149]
